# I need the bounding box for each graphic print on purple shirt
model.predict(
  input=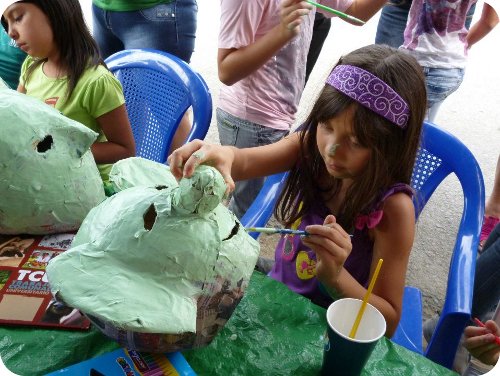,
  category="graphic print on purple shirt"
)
[269,183,413,307]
